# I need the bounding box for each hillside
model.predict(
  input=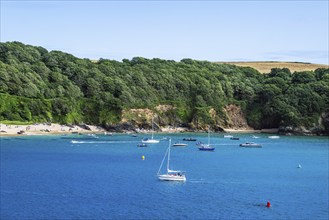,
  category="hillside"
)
[0,42,329,135]
[216,61,329,73]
